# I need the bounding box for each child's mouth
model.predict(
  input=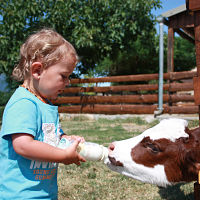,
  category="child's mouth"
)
[58,90,64,94]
